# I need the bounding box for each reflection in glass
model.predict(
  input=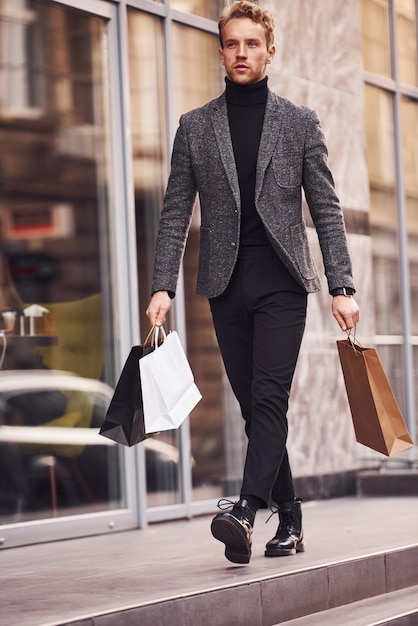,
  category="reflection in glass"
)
[0,1,125,522]
[364,85,405,412]
[395,0,418,86]
[172,23,245,501]
[361,0,391,78]
[127,9,181,506]
[170,0,227,21]
[364,85,401,334]
[128,9,168,340]
[172,23,222,120]
[414,346,418,437]
[401,97,418,335]
[400,94,417,444]
[0,372,122,522]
